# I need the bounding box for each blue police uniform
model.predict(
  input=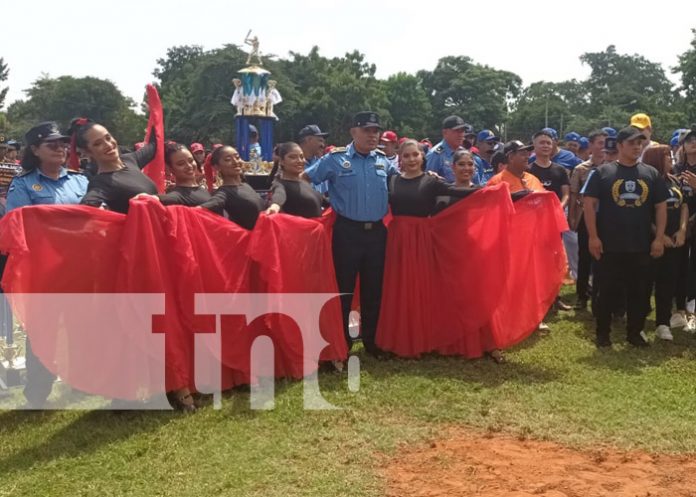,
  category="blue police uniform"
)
[426,141,483,184]
[6,167,88,212]
[306,156,329,195]
[474,155,494,185]
[306,143,398,222]
[306,111,396,354]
